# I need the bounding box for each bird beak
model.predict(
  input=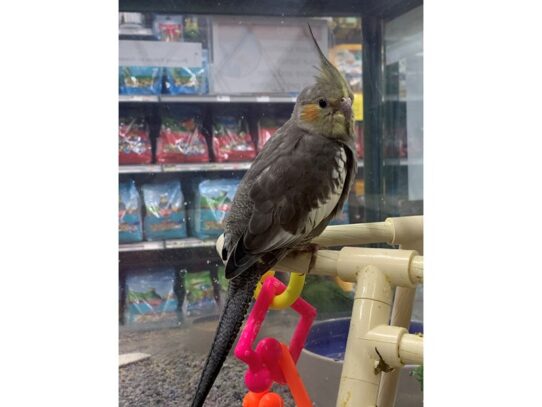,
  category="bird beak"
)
[332,97,352,118]
[339,96,352,118]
